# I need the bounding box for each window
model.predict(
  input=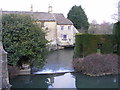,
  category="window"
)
[61,26,64,30]
[41,22,44,27]
[63,35,67,39]
[62,35,67,40]
[68,26,71,30]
